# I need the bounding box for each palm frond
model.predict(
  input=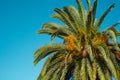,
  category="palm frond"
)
[37,29,66,39]
[37,29,54,34]
[76,0,86,27]
[37,52,58,79]
[86,11,92,32]
[38,22,70,39]
[51,65,64,80]
[107,21,120,30]
[86,45,94,62]
[63,6,85,34]
[109,51,120,78]
[86,0,98,35]
[80,58,88,80]
[97,44,119,80]
[96,62,106,80]
[60,65,69,80]
[53,8,77,33]
[34,44,66,65]
[47,56,64,70]
[42,65,58,80]
[92,61,97,80]
[86,58,93,80]
[42,22,70,34]
[92,0,98,25]
[96,4,115,30]
[104,68,111,80]
[60,53,70,80]
[73,61,81,80]
[86,0,92,12]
